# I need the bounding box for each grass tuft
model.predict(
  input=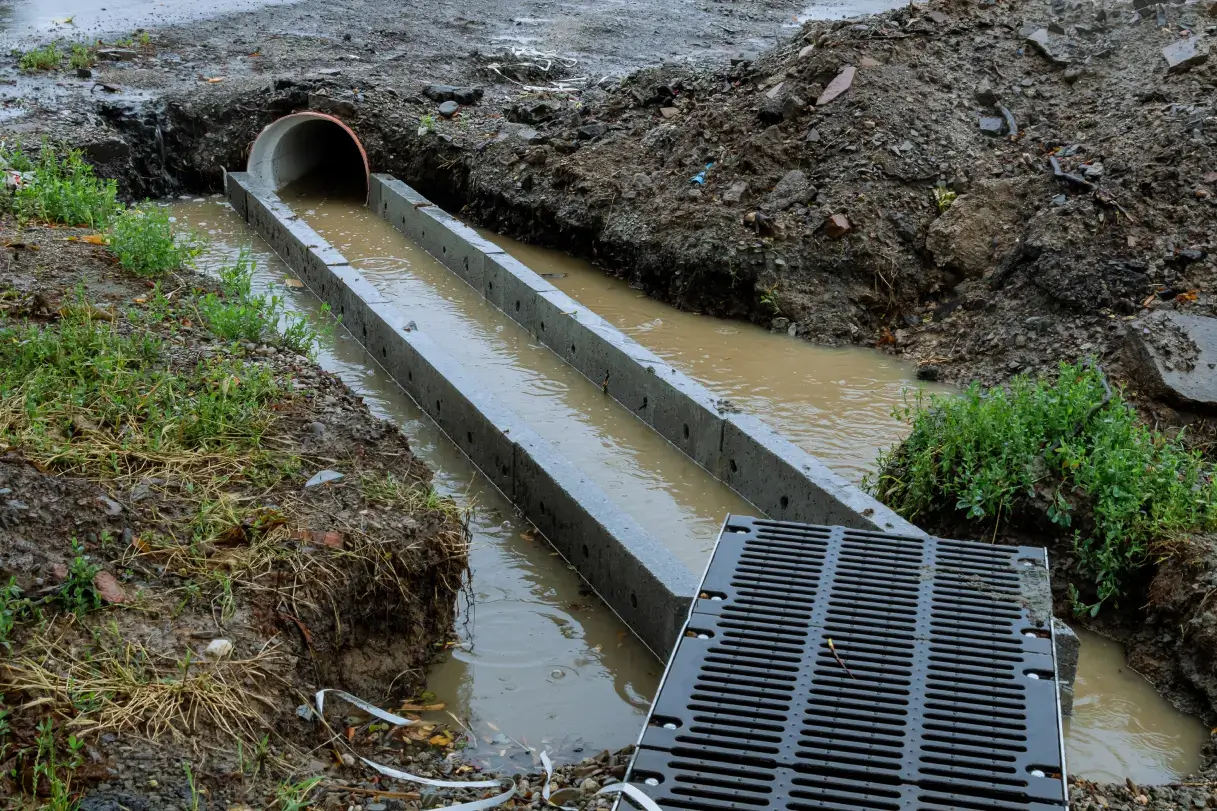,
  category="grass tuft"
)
[3,143,118,227]
[108,204,204,276]
[869,360,1217,611]
[19,43,62,71]
[68,42,97,70]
